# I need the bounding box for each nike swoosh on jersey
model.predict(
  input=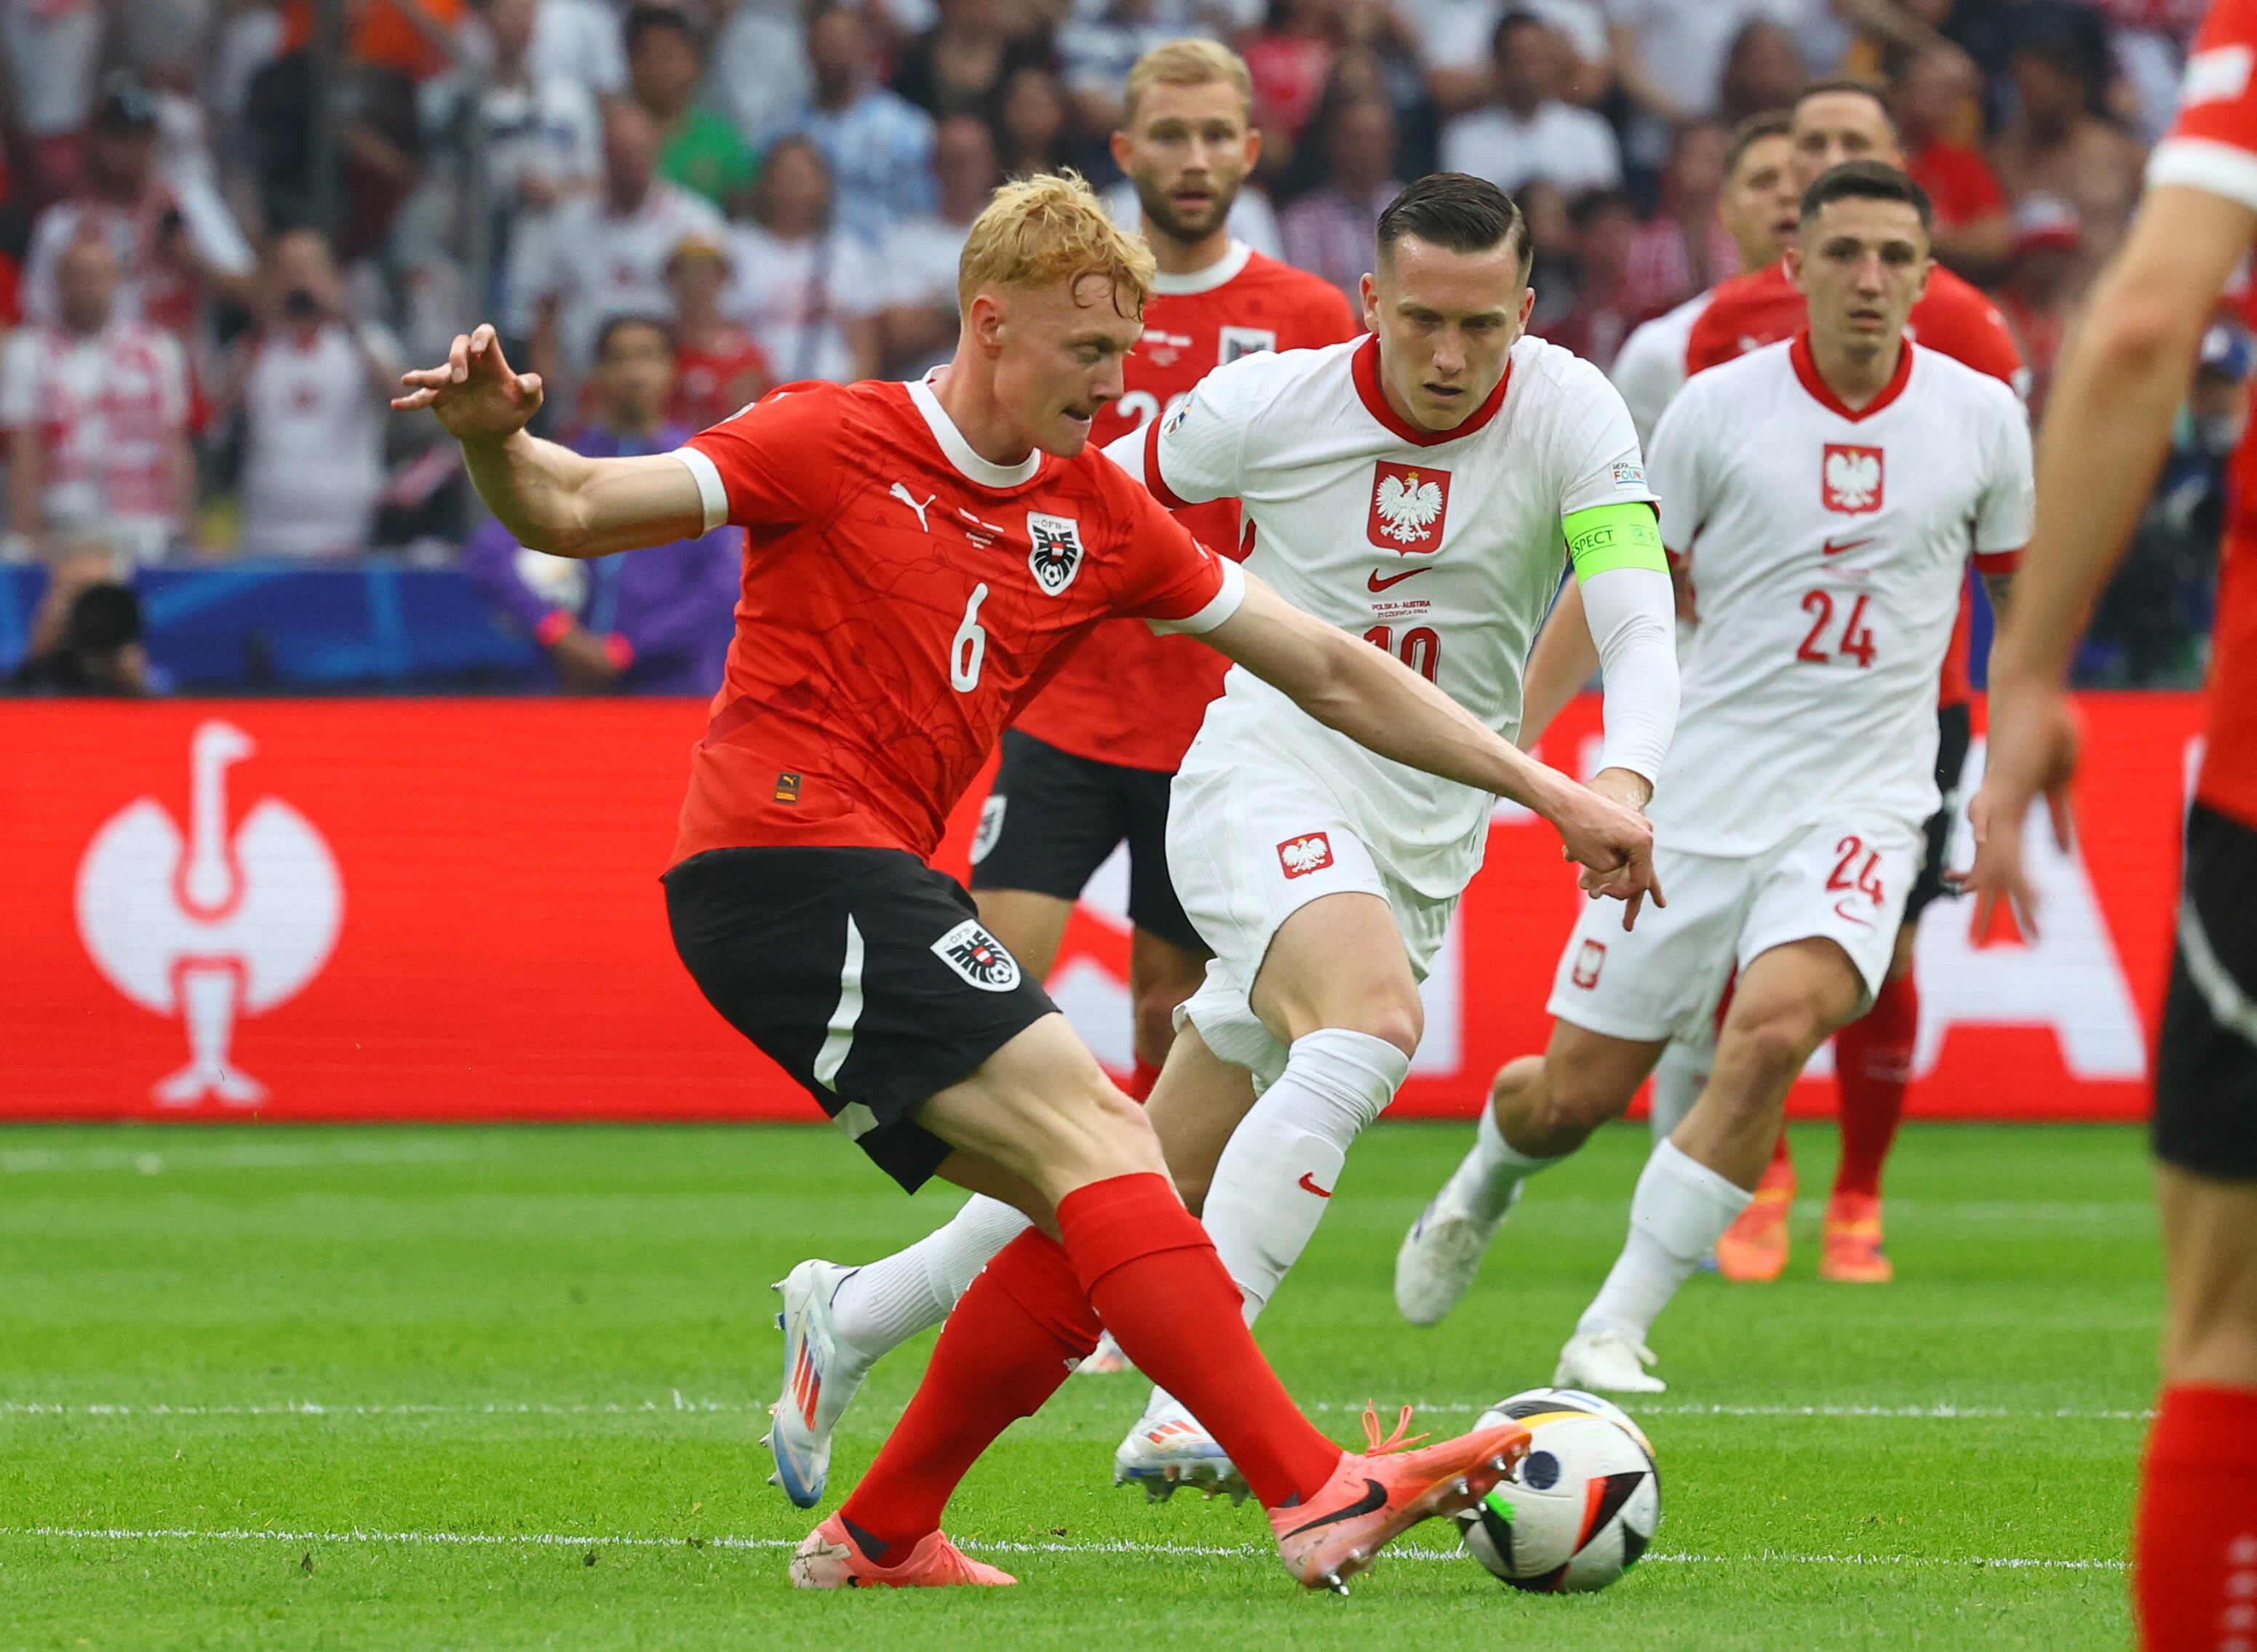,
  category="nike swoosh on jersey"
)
[1367,566,1433,591]
[1297,1172,1334,1198]
[1821,536,1874,557]
[1283,1479,1388,1536]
